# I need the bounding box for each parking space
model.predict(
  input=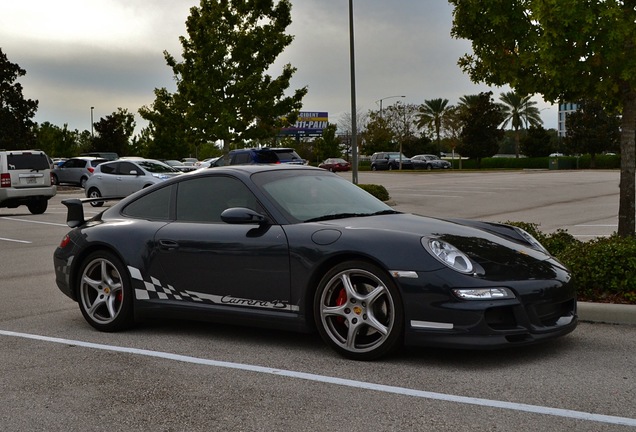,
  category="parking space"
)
[1,172,635,431]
